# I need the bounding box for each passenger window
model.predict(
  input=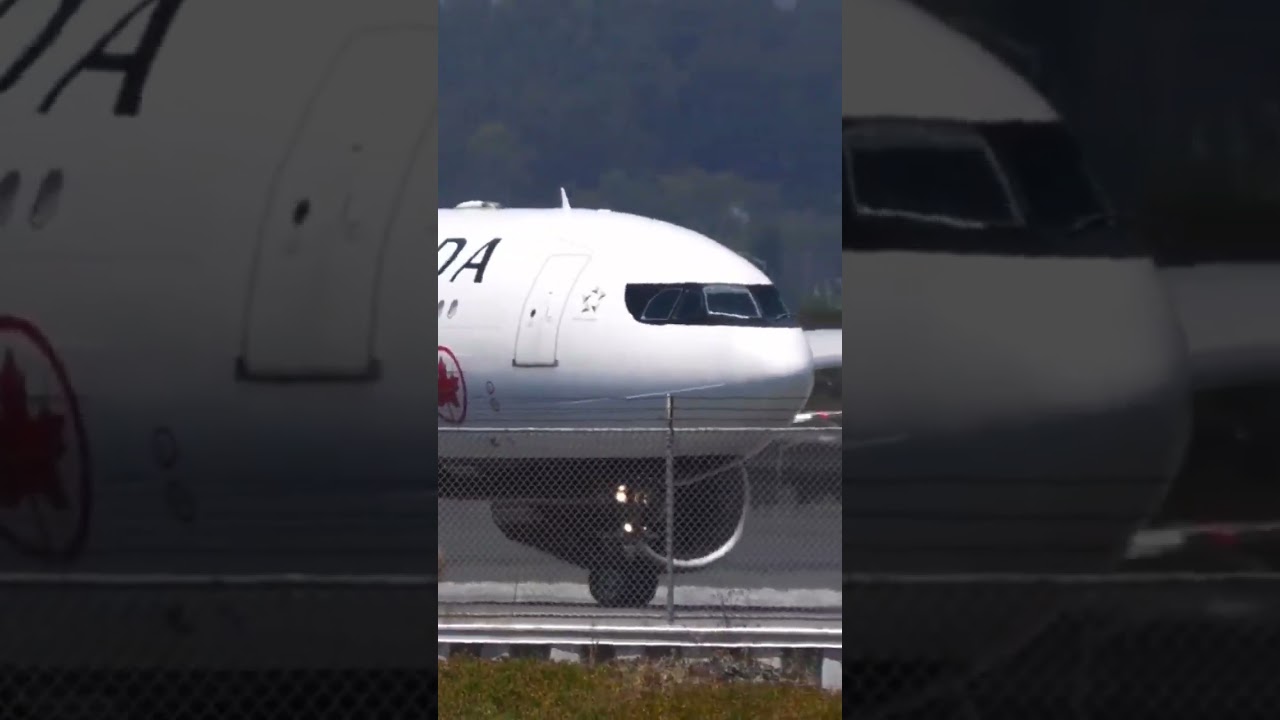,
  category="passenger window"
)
[30,169,64,229]
[641,287,682,321]
[845,121,1018,227]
